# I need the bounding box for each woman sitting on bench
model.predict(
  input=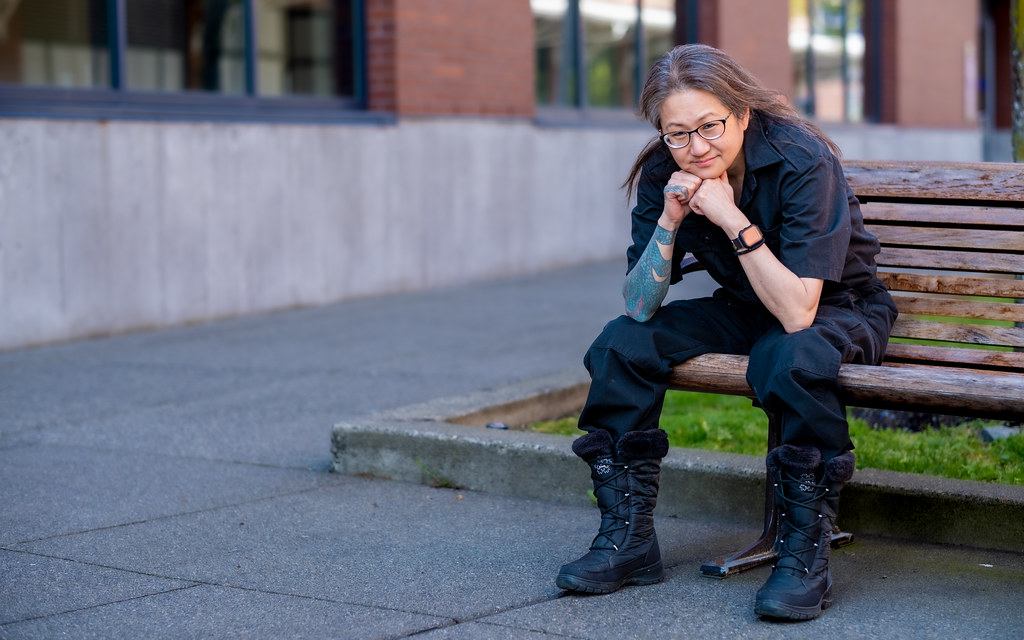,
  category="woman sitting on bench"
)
[555,44,897,622]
